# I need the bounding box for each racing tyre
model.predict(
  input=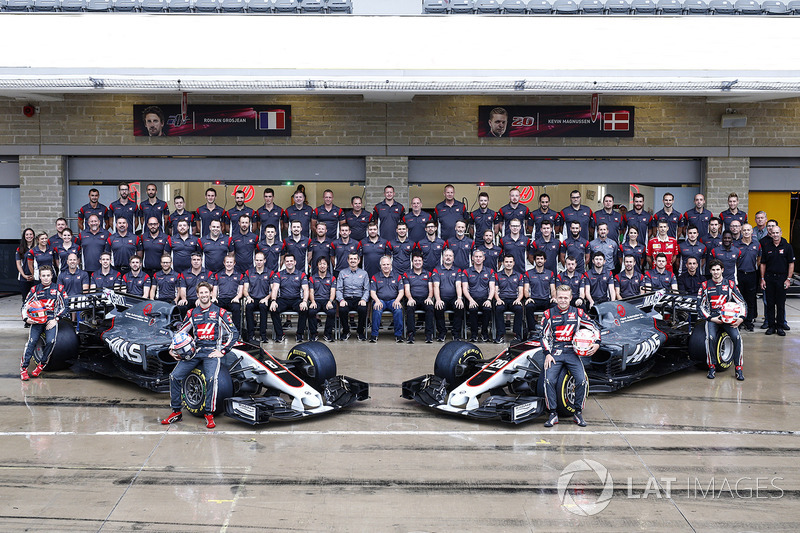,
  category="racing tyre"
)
[287,342,337,388]
[688,321,734,371]
[433,341,482,387]
[555,368,588,417]
[34,318,78,372]
[181,366,234,416]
